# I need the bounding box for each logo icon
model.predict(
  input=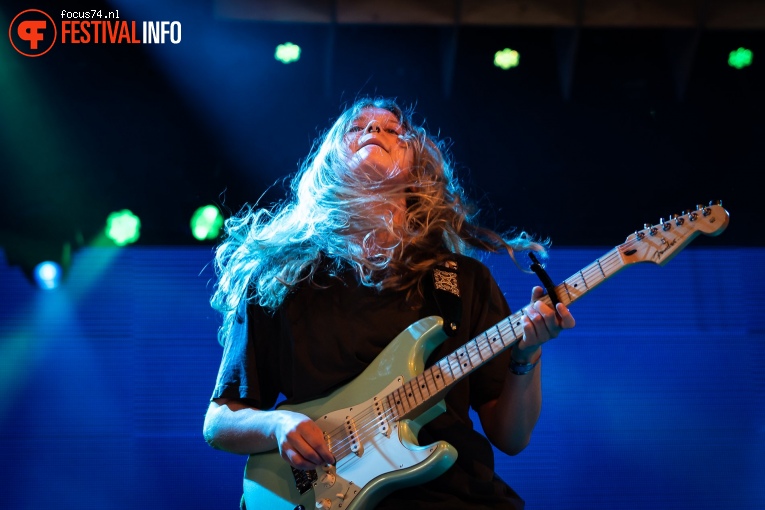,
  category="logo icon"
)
[9,9,57,57]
